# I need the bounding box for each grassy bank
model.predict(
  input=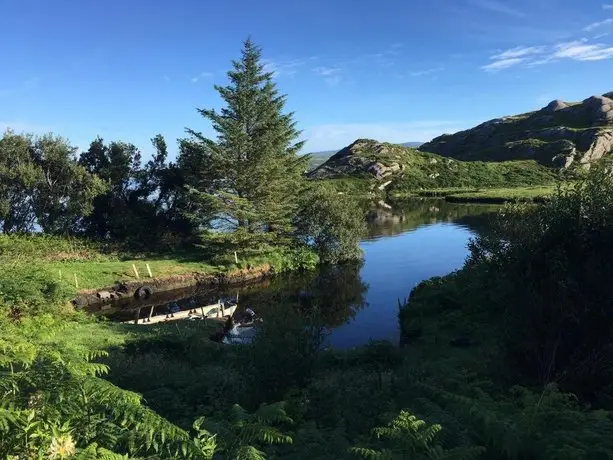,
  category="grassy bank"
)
[0,234,317,294]
[392,185,557,203]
